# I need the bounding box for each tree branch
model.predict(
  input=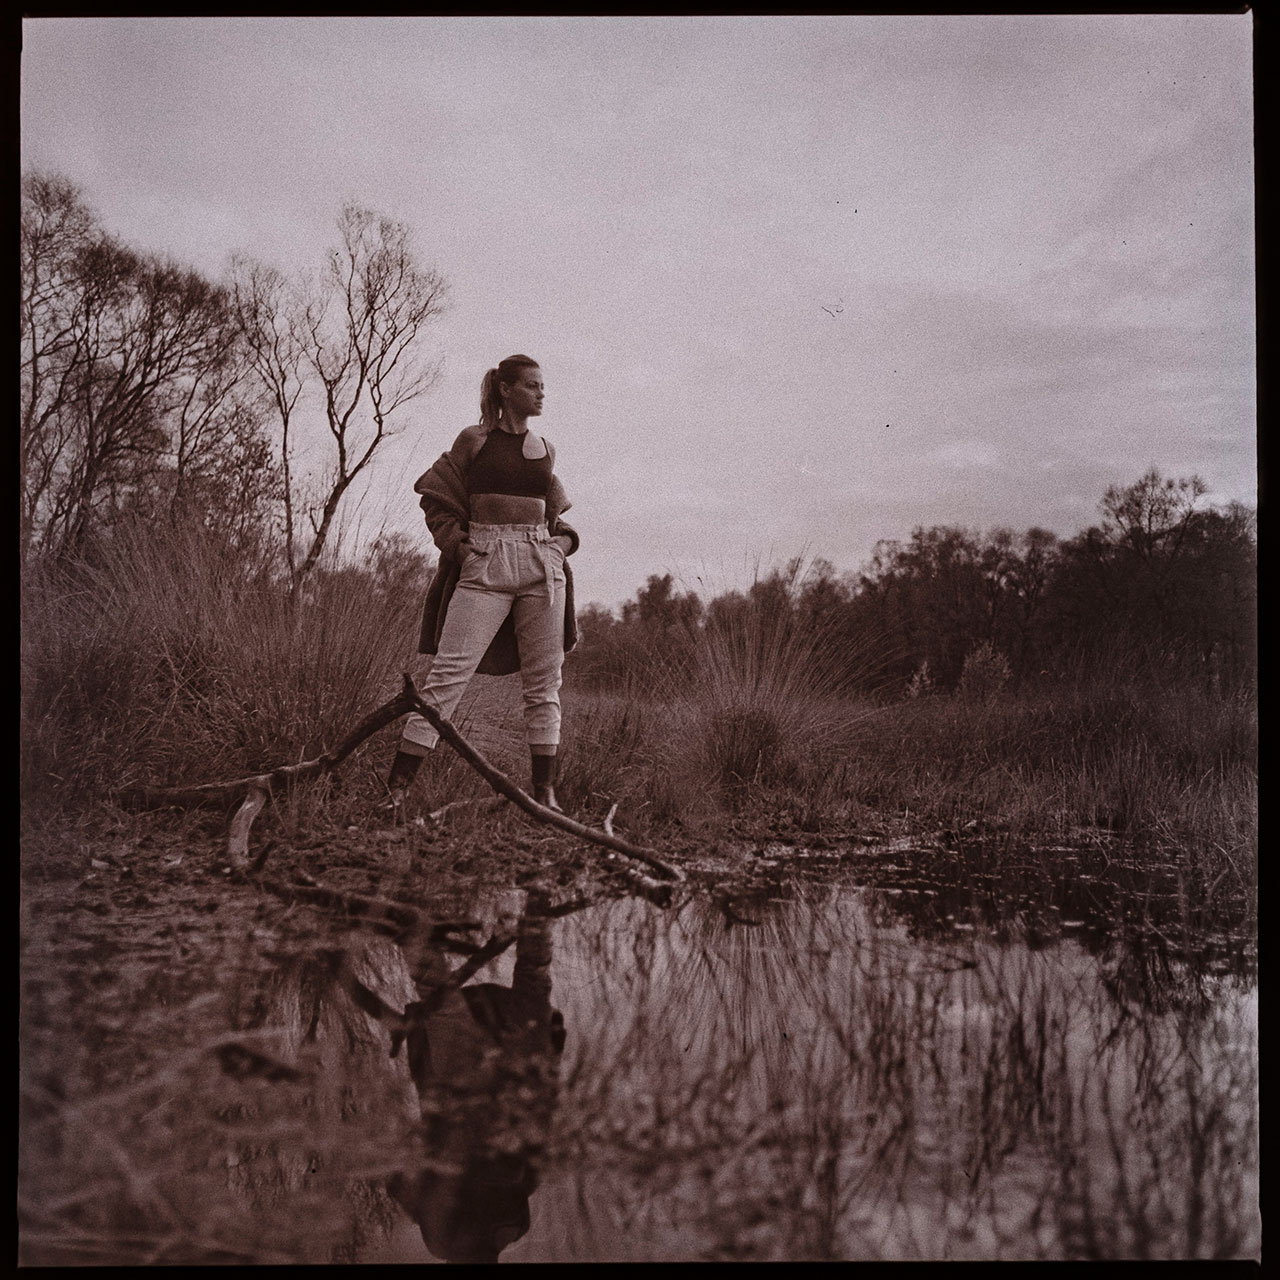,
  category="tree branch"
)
[114,674,685,885]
